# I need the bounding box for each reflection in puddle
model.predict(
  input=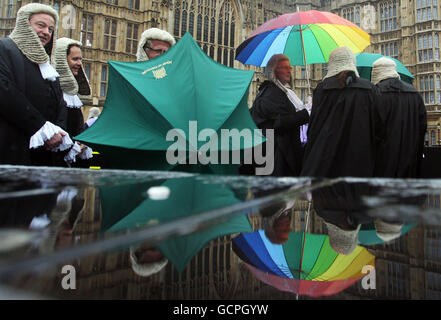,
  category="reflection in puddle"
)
[0,166,441,299]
